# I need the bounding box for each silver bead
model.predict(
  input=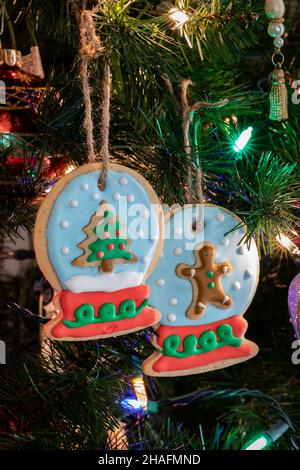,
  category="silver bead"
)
[264,0,285,19]
[268,23,285,38]
[273,37,284,48]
